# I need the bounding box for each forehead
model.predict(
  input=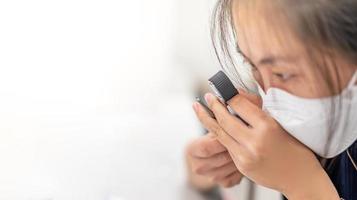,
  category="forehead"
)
[232,0,306,64]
